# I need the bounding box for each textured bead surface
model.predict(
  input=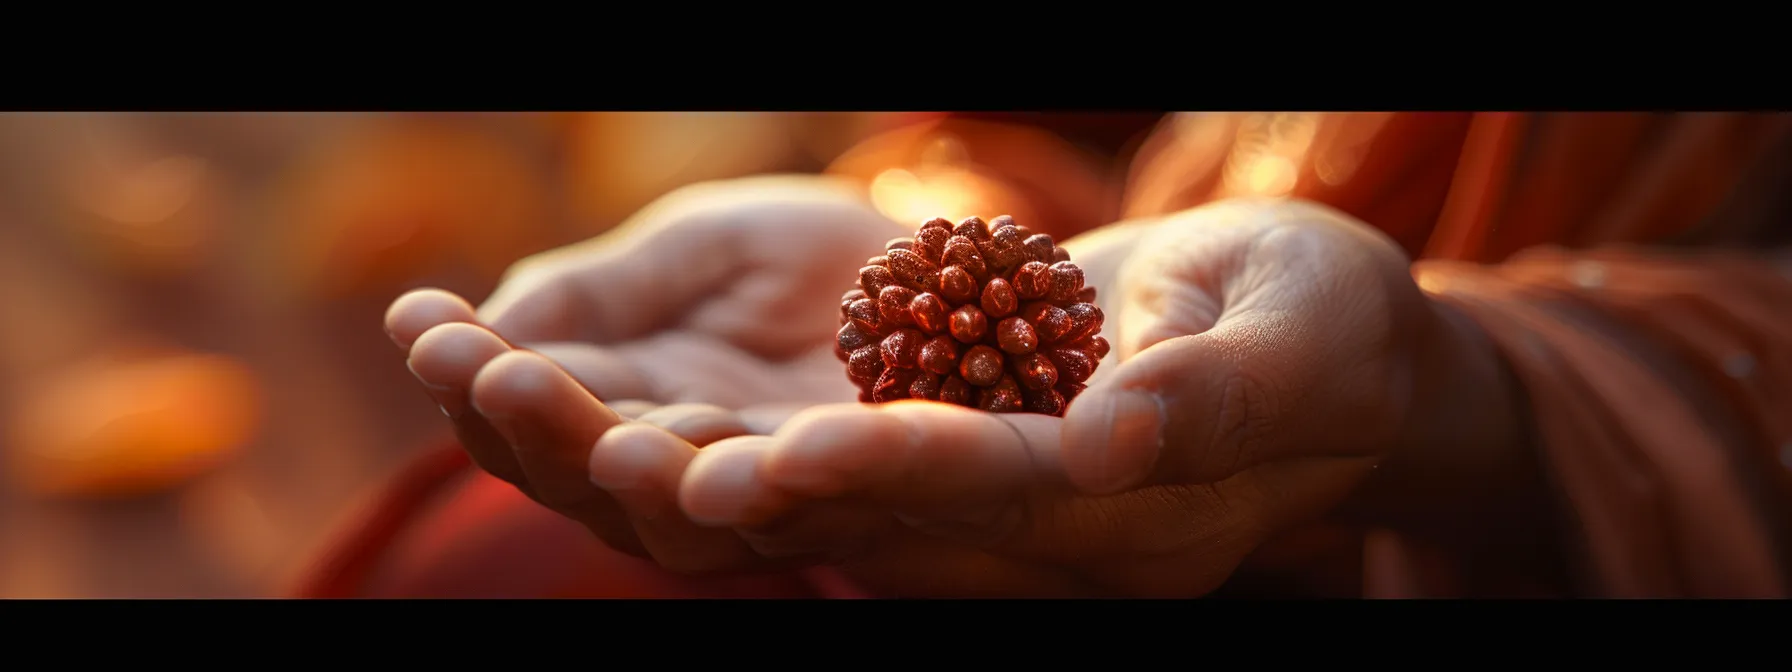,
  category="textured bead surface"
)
[843,215,1105,416]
